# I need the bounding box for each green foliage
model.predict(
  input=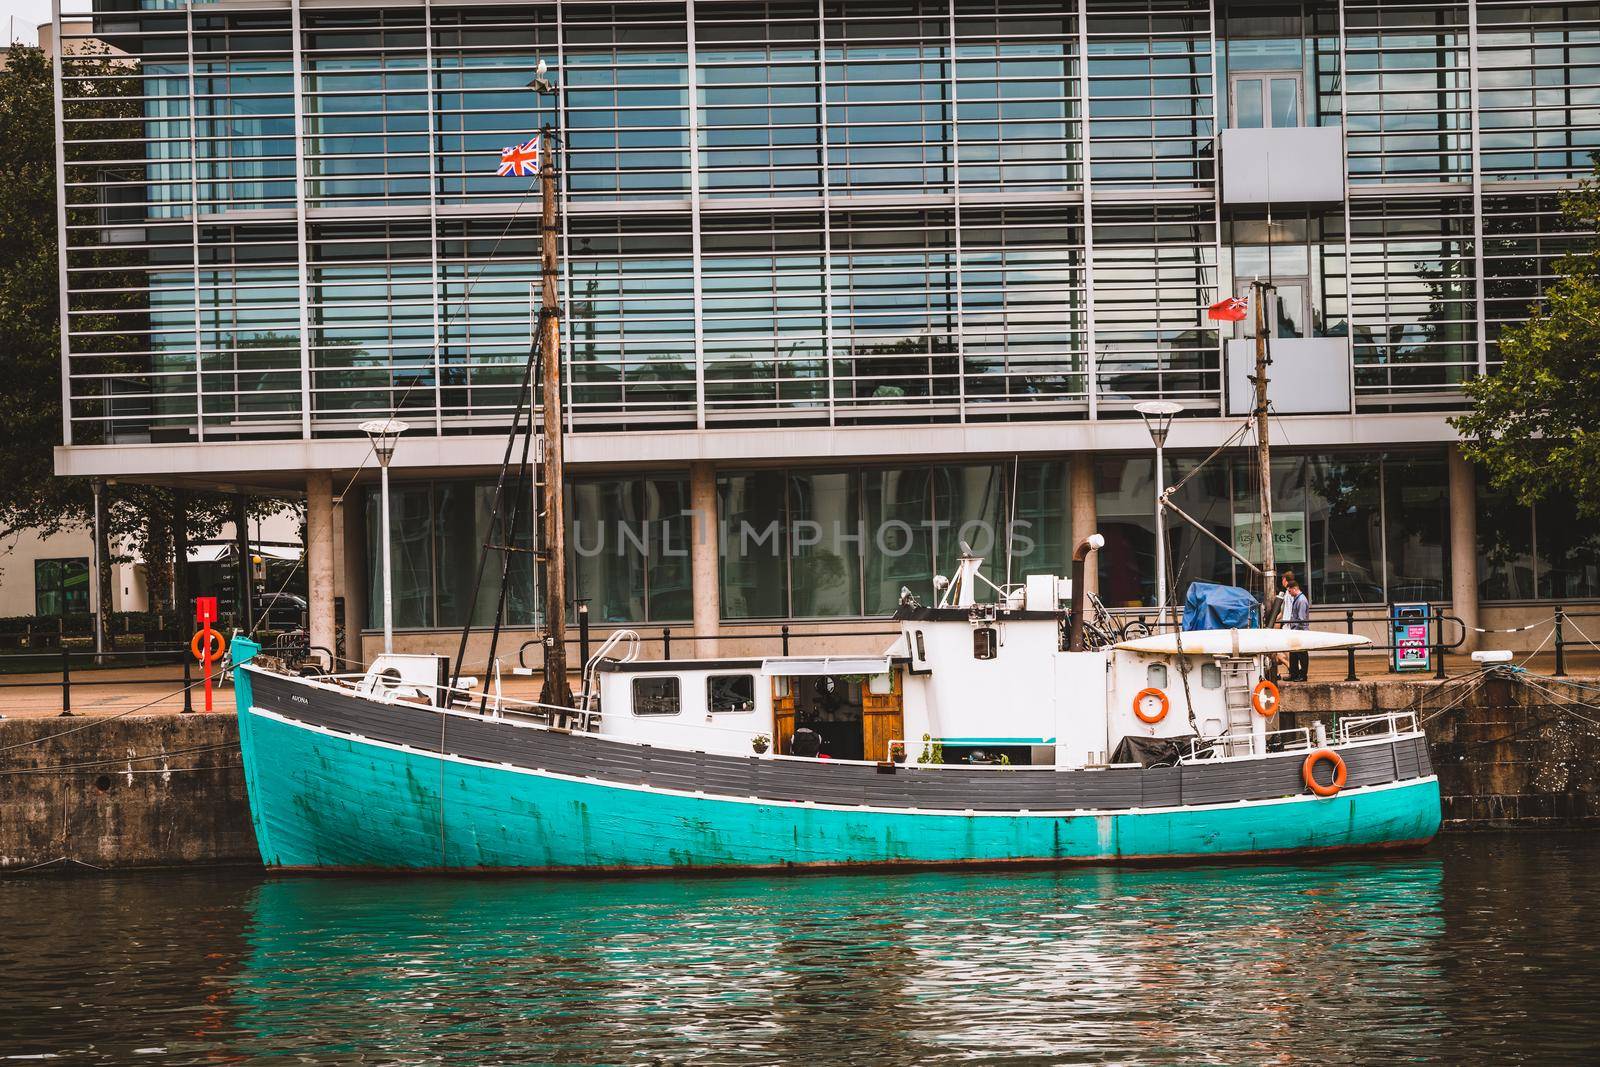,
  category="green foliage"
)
[1453,156,1600,518]
[0,42,161,546]
[0,45,78,539]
